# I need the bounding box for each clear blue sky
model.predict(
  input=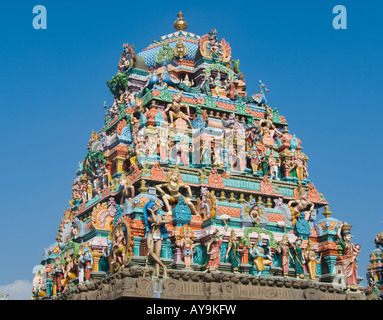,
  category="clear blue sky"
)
[0,0,382,298]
